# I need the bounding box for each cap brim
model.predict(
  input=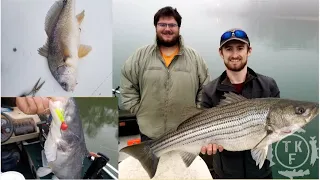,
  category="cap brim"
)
[220,37,249,48]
